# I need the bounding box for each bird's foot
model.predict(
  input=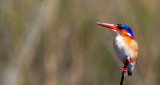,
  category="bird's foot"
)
[126,57,131,62]
[122,57,131,72]
[122,67,128,72]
